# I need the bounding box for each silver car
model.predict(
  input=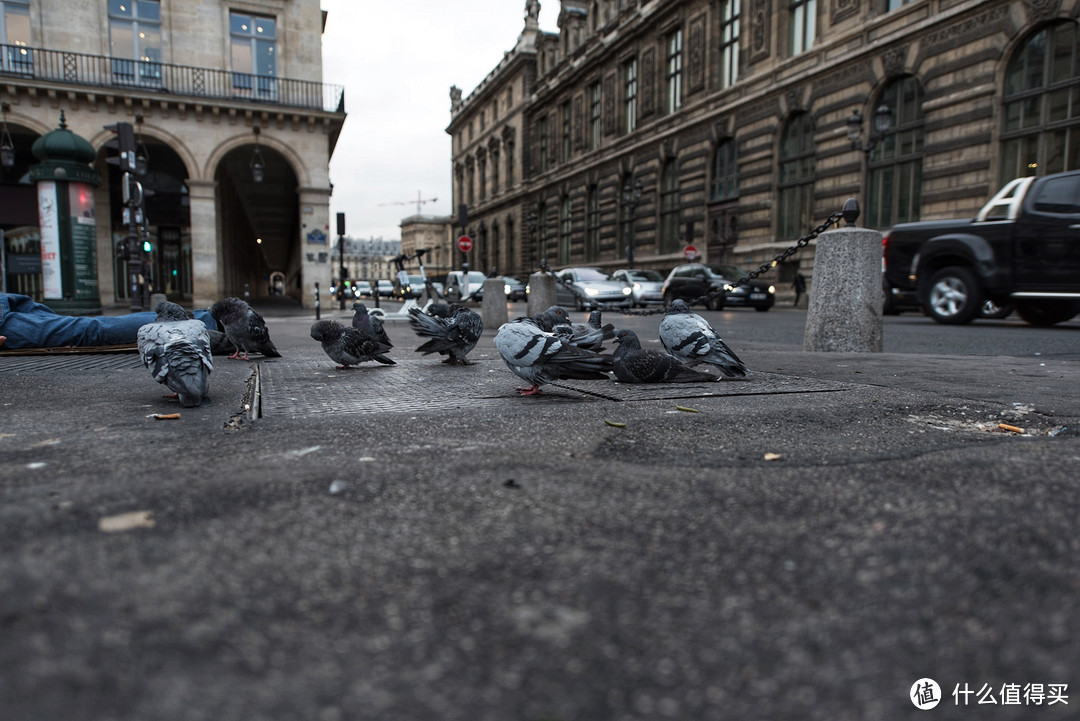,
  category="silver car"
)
[610,268,665,307]
[554,267,633,310]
